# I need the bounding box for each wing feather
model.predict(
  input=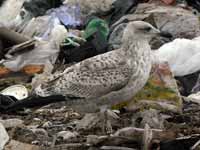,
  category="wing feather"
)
[55,64,132,98]
[42,50,132,98]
